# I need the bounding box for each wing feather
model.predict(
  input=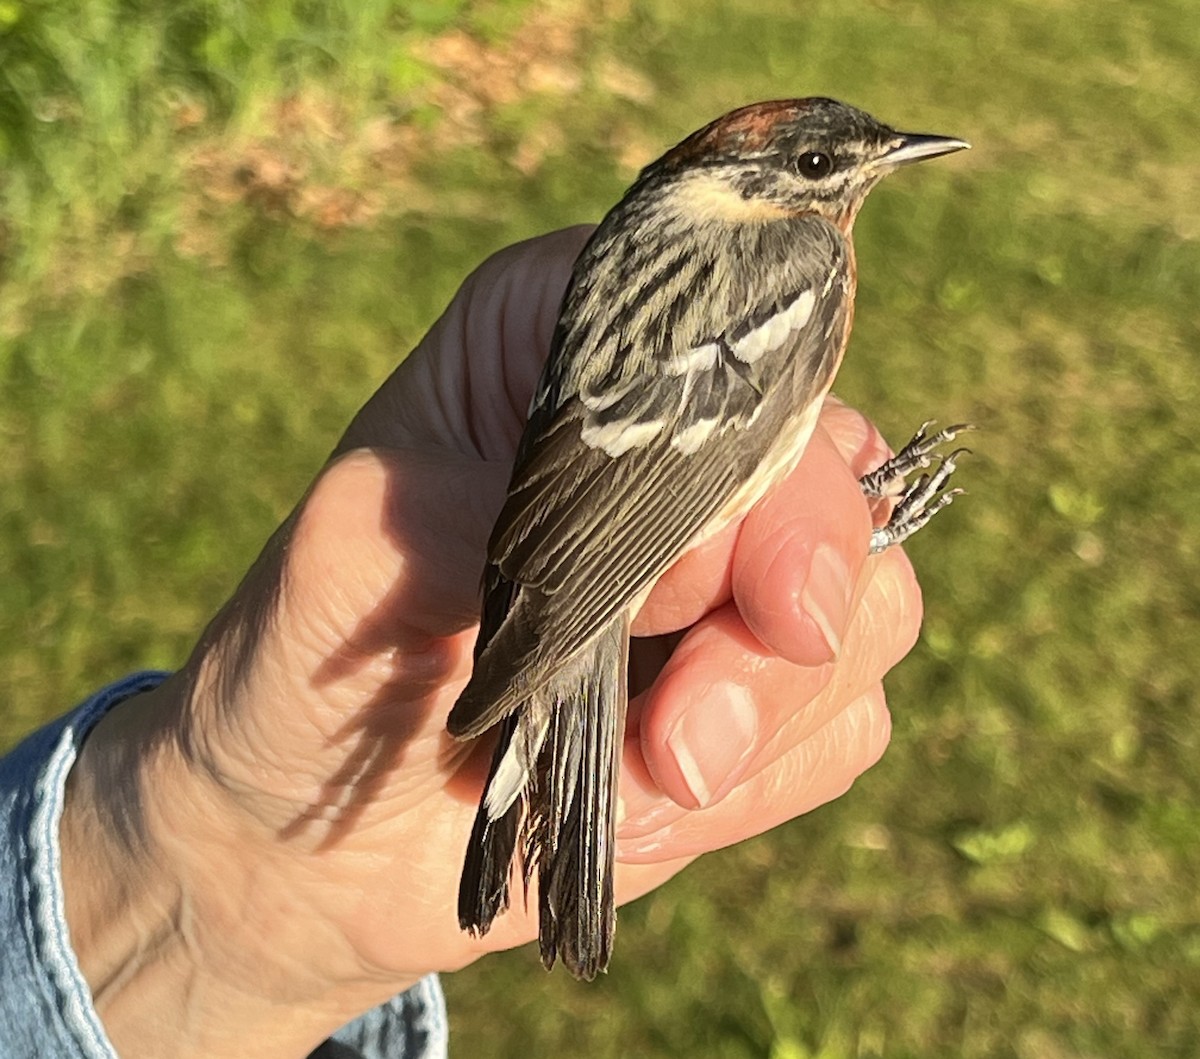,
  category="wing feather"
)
[448,213,852,738]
